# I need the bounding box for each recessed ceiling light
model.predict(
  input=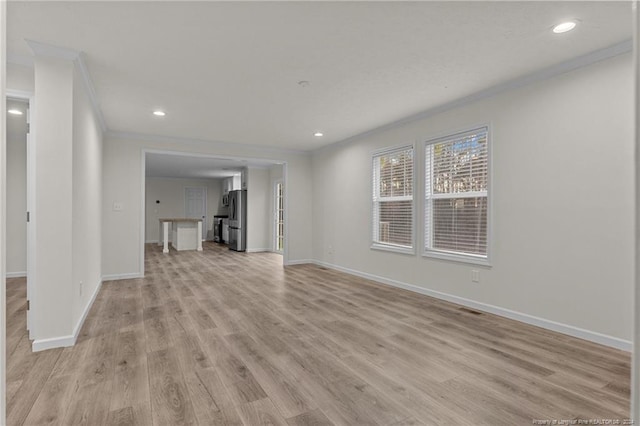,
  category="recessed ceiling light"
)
[8,109,23,115]
[314,132,324,137]
[298,81,311,87]
[153,110,166,117]
[553,21,577,34]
